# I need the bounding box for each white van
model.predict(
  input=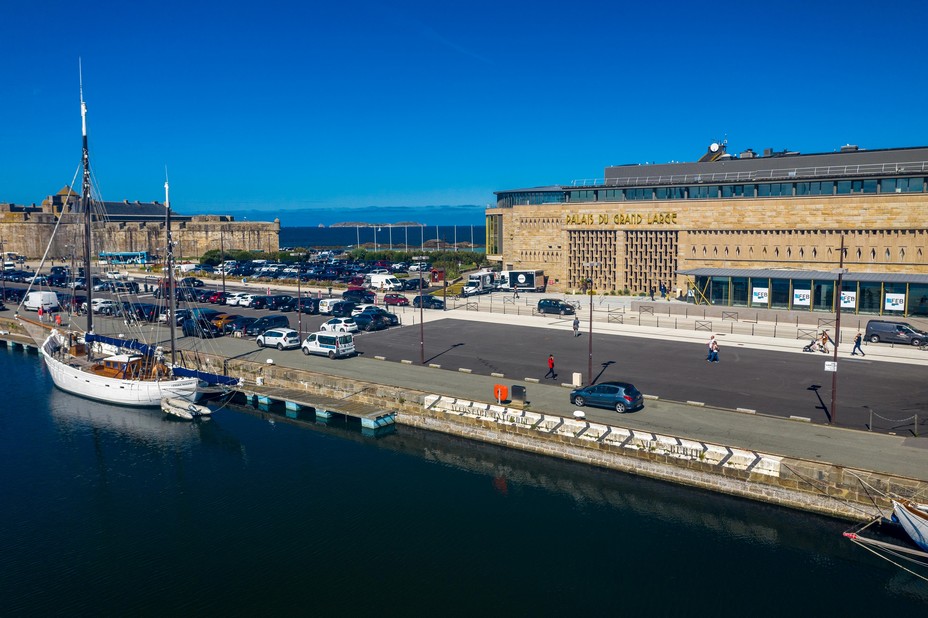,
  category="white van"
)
[365,274,403,291]
[318,298,341,315]
[24,291,59,312]
[301,332,356,358]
